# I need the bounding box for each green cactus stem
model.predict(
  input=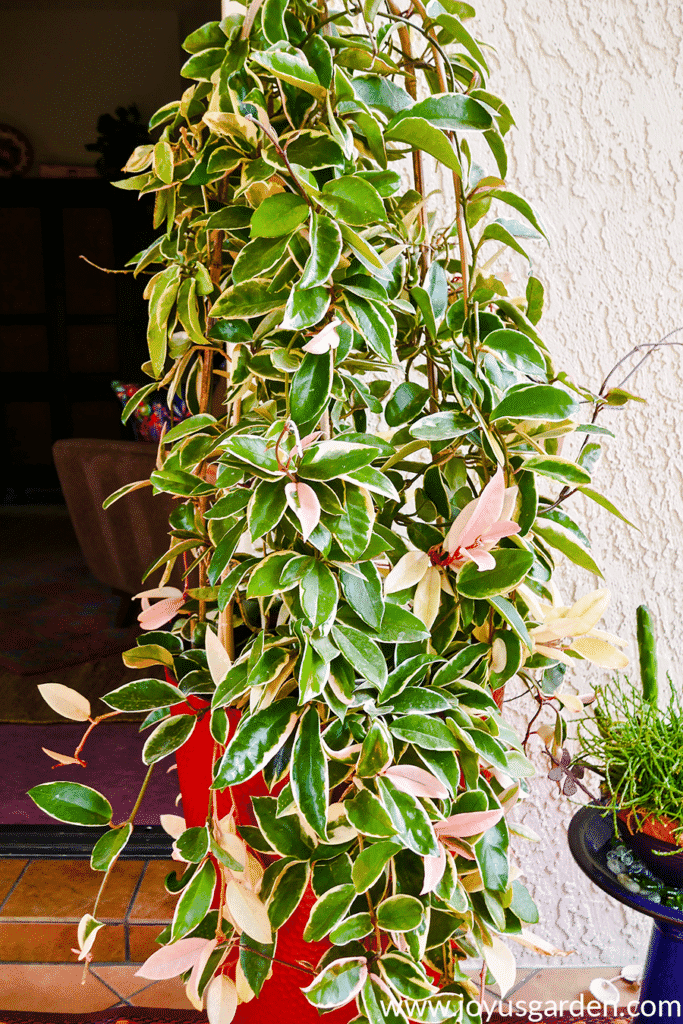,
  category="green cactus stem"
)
[636,604,659,706]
